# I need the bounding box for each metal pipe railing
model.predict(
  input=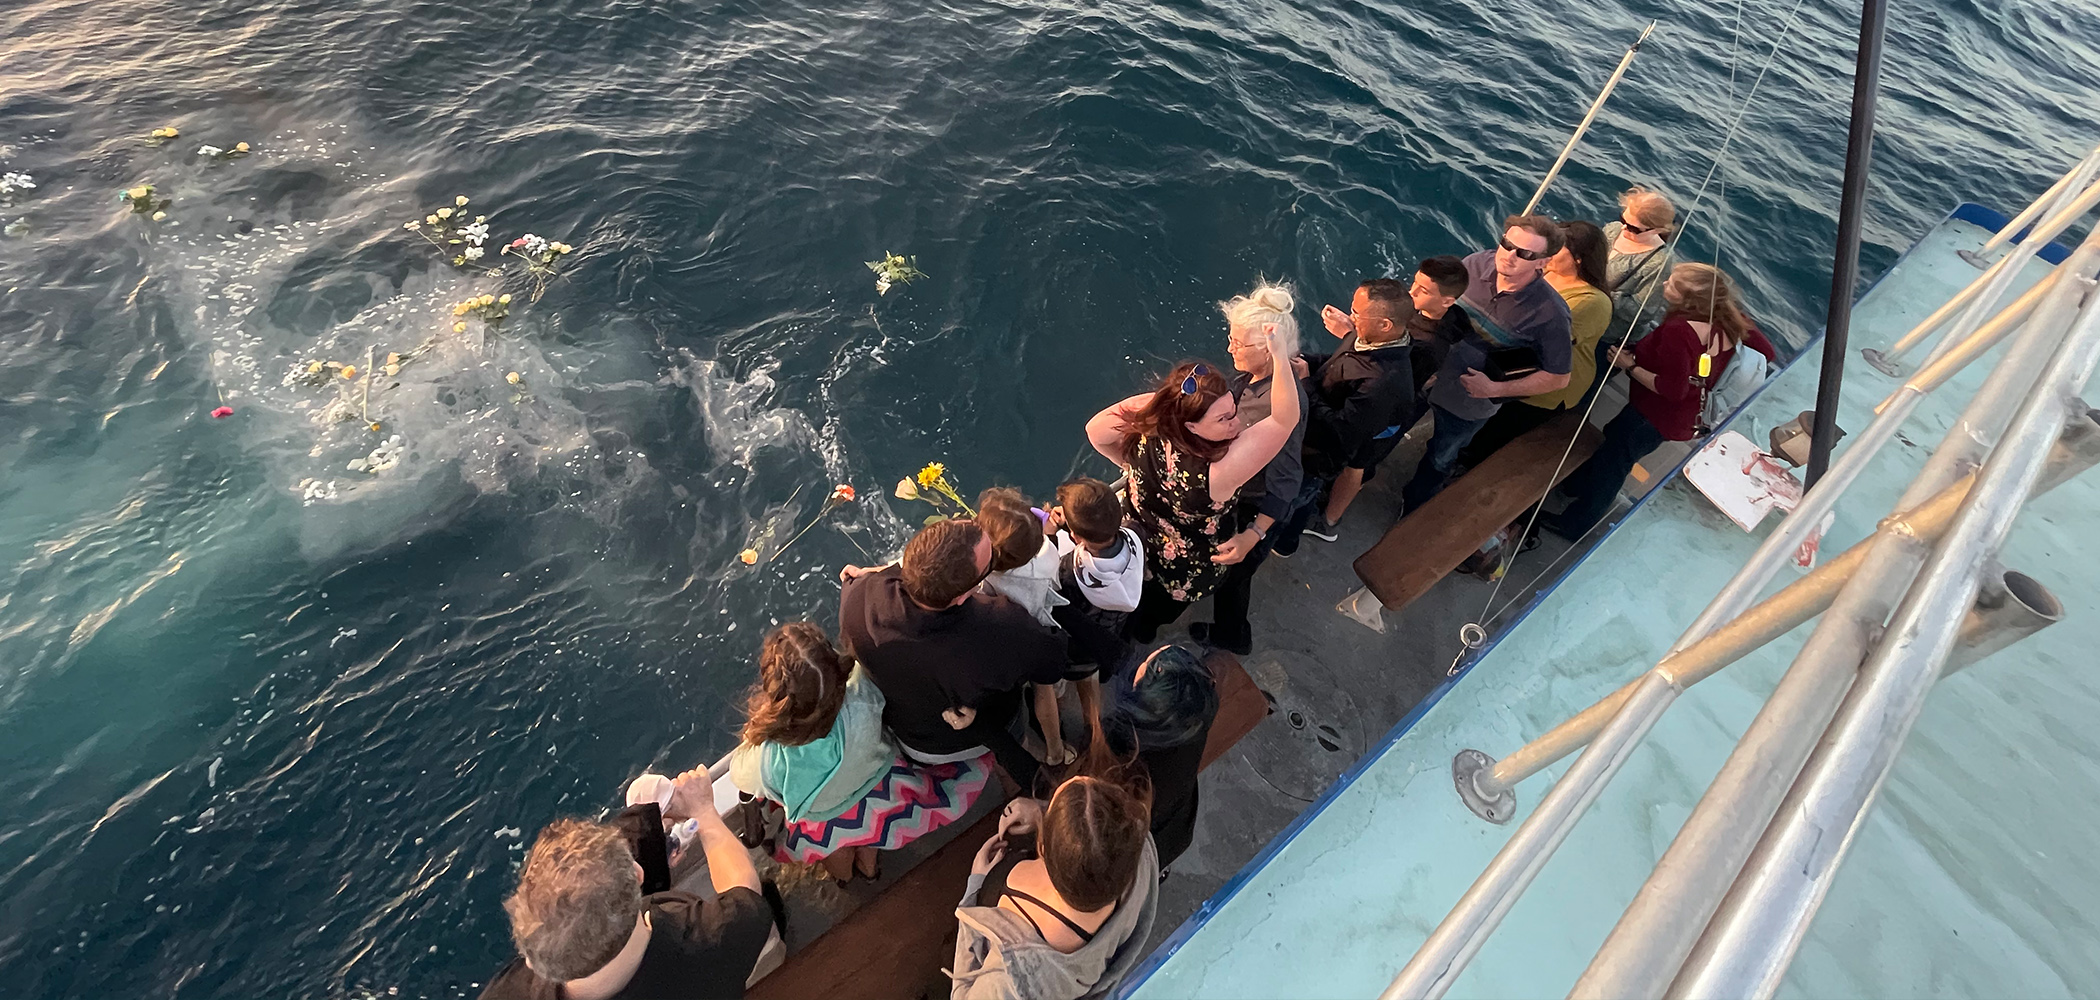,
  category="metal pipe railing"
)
[1976,146,2100,256]
[1867,152,2100,369]
[1388,222,2100,999]
[1568,235,2100,999]
[1457,405,2100,816]
[1665,262,2100,1000]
